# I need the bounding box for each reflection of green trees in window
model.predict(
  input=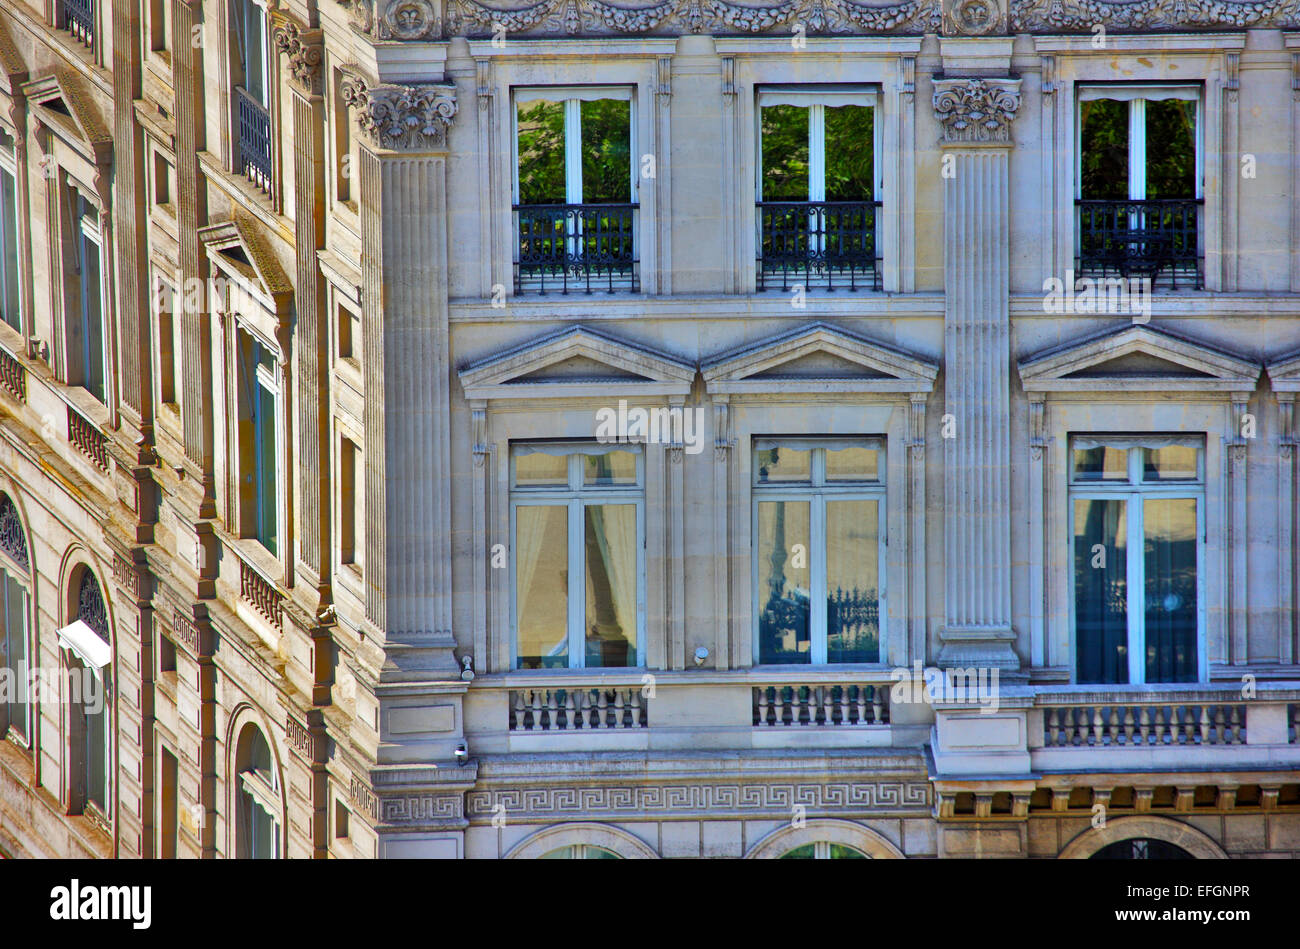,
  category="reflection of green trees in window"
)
[1080,97,1195,199]
[761,105,809,200]
[517,100,566,205]
[781,843,867,859]
[824,106,874,200]
[761,104,874,200]
[516,98,630,205]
